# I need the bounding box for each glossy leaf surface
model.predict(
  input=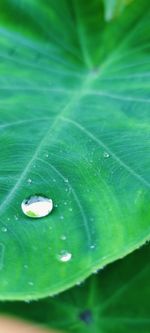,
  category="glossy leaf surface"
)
[0,0,150,299]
